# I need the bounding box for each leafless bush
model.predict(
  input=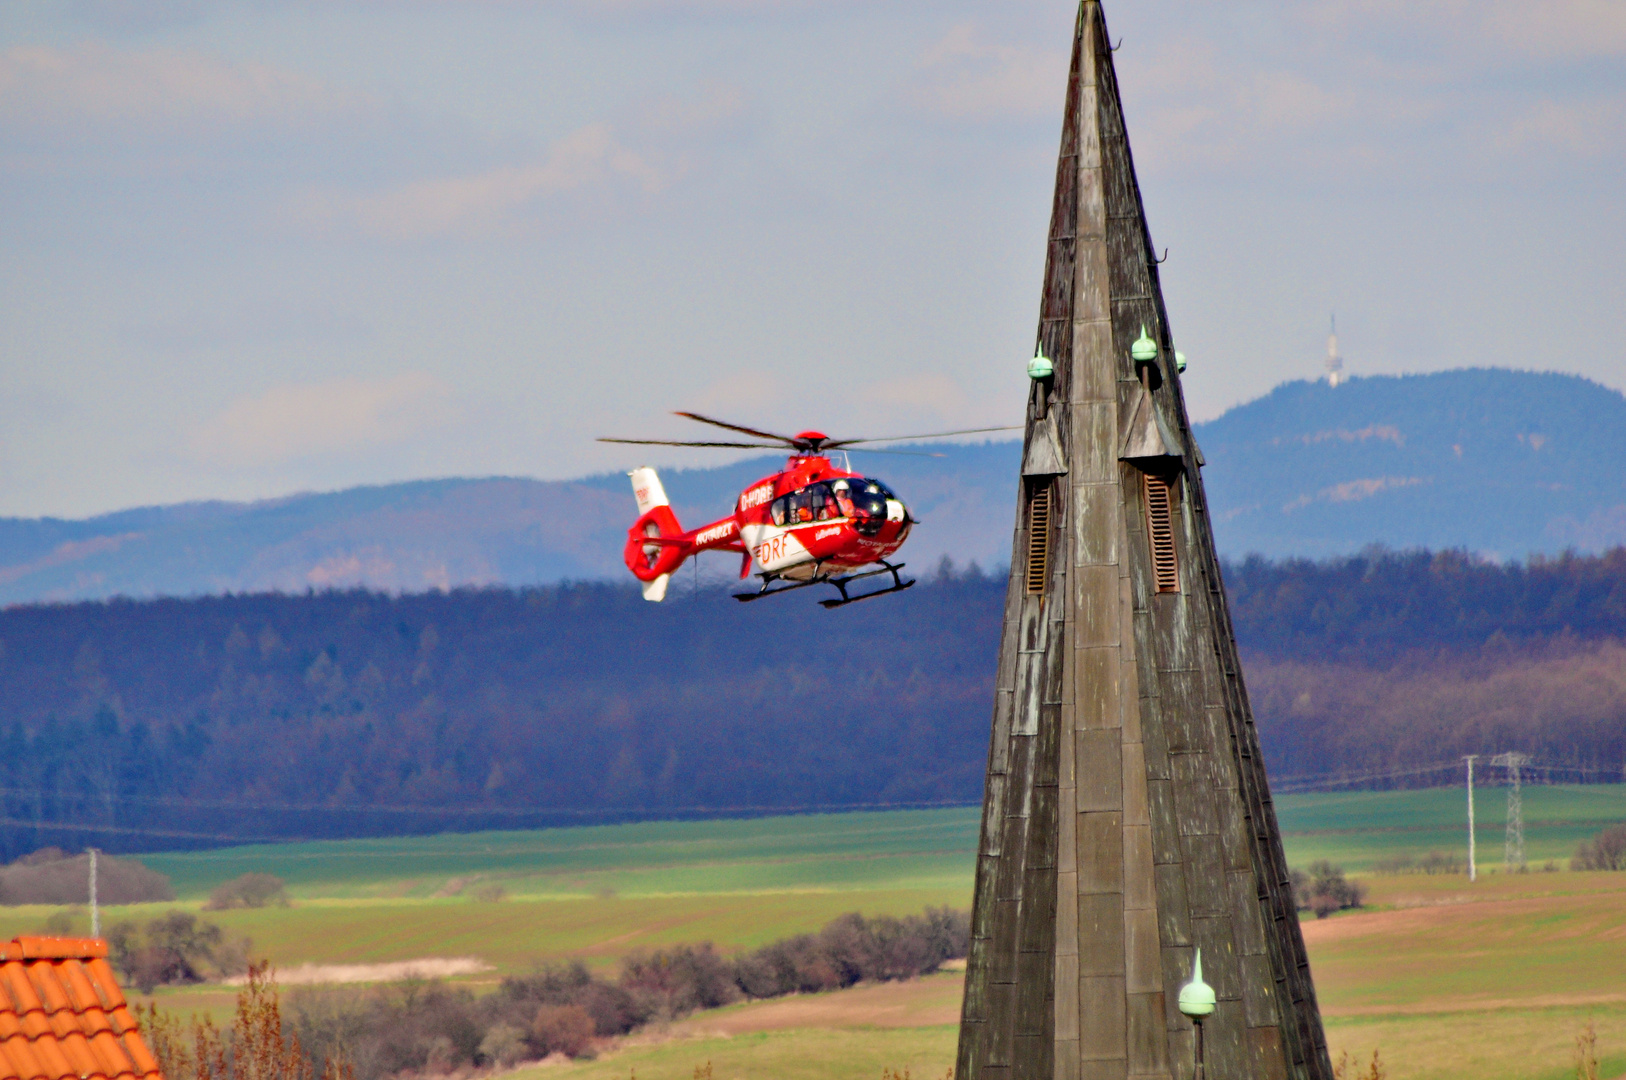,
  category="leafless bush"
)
[205,873,289,910]
[1290,862,1366,918]
[108,911,251,993]
[1332,1049,1385,1080]
[139,963,352,1080]
[1576,1019,1599,1080]
[0,848,173,905]
[476,1024,525,1069]
[1571,825,1626,871]
[529,1005,594,1059]
[621,944,739,1015]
